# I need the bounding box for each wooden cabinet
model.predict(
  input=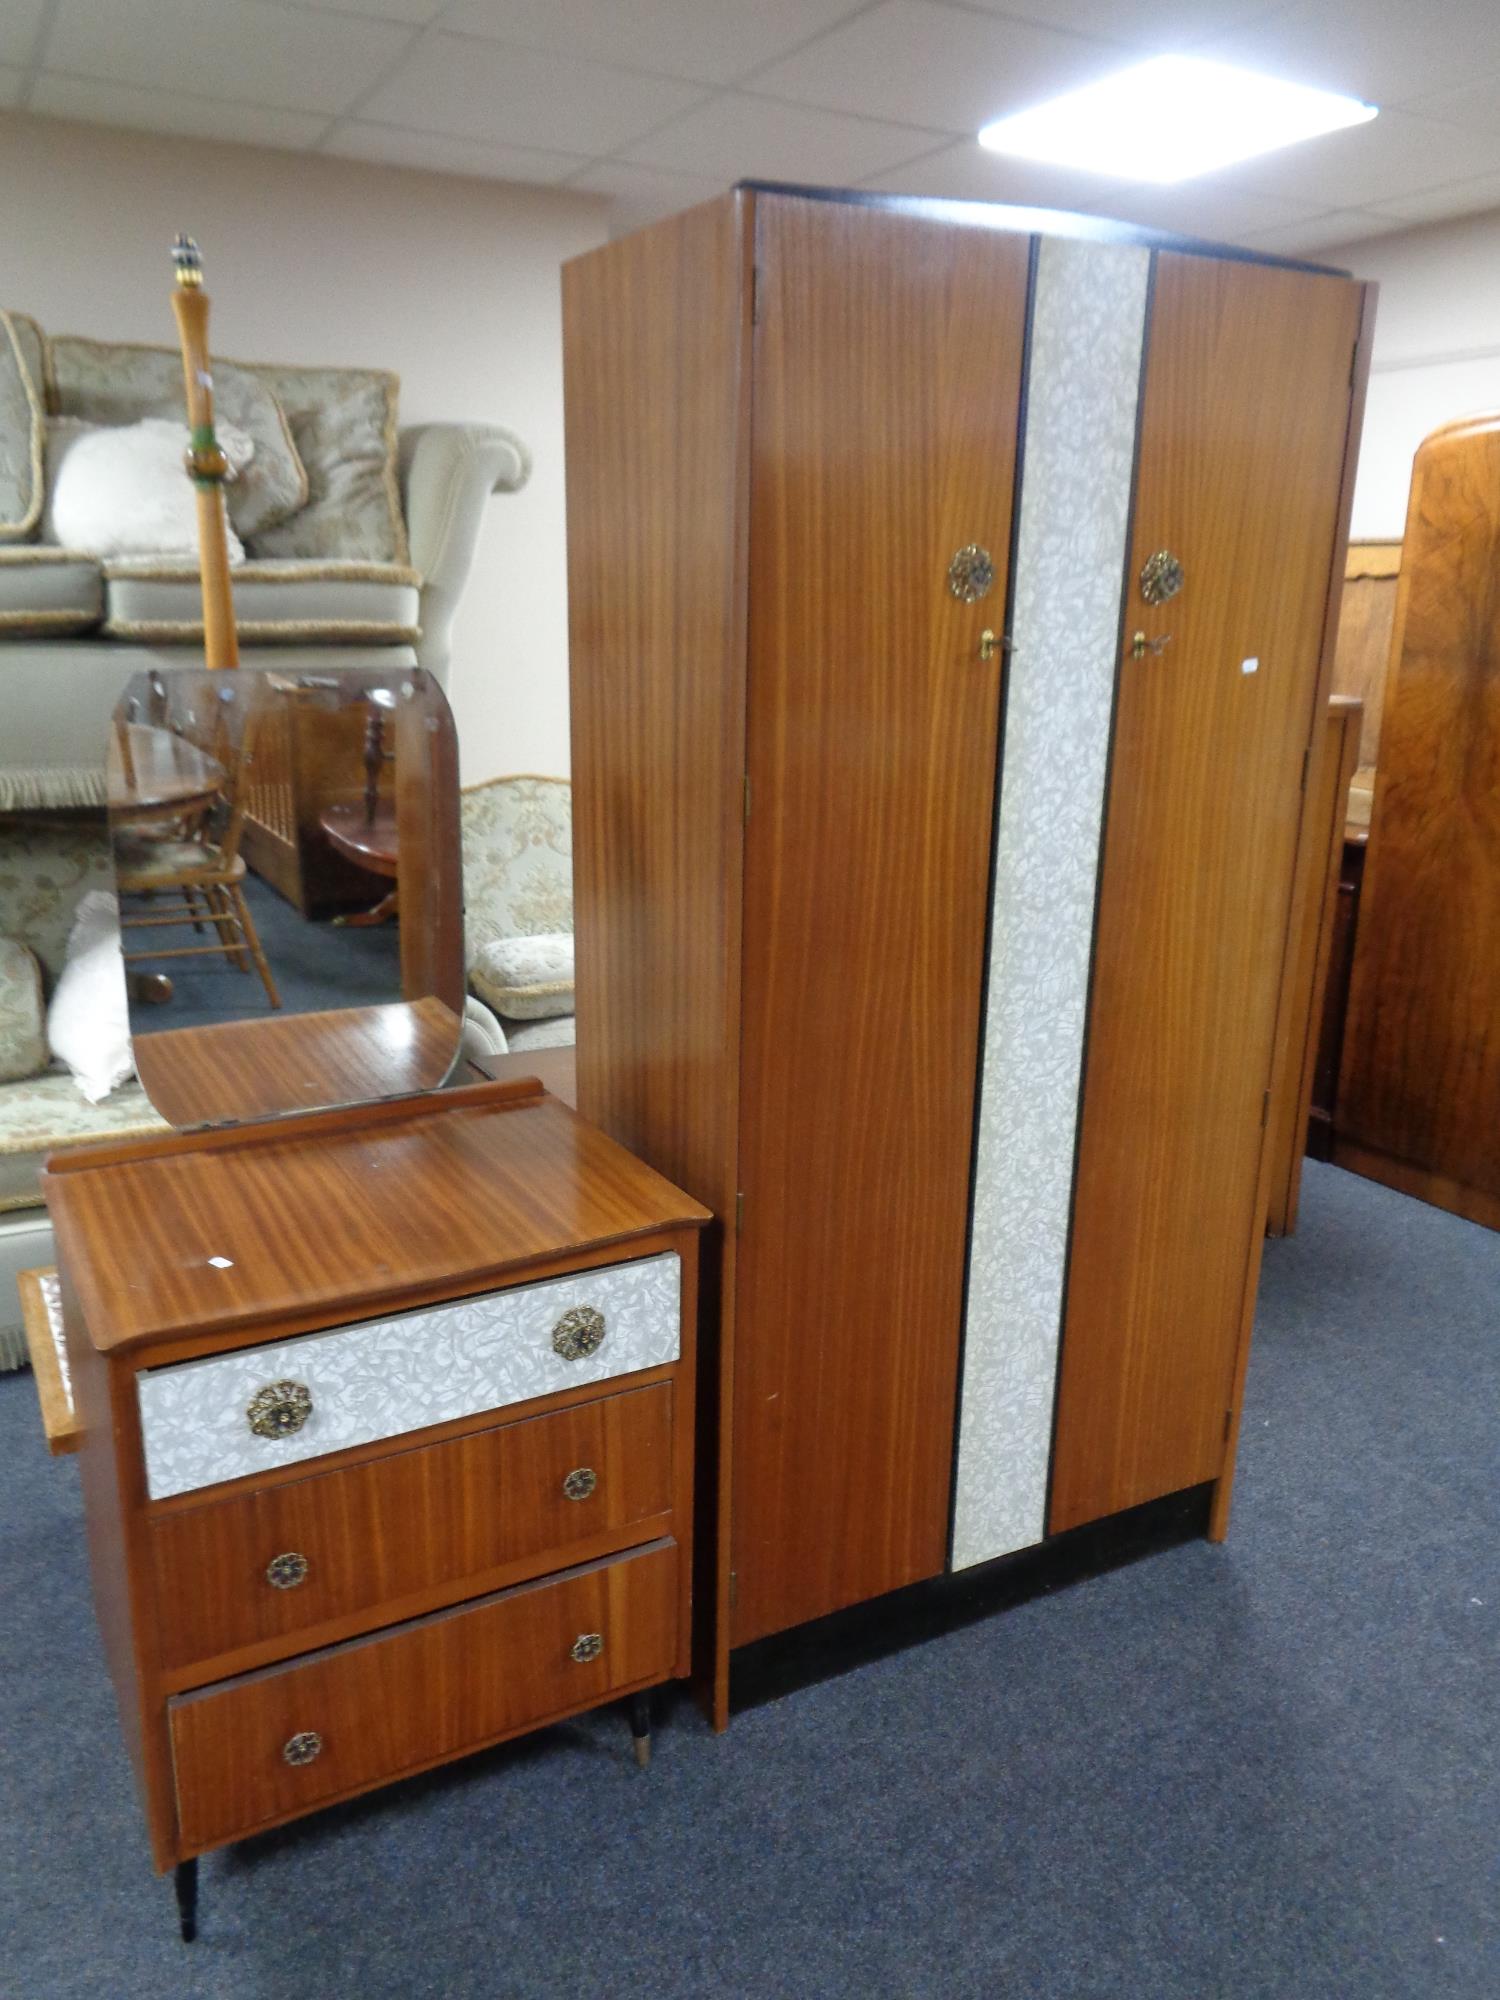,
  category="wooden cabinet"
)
[1335,413,1500,1230]
[44,1079,706,1924]
[564,186,1371,1721]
